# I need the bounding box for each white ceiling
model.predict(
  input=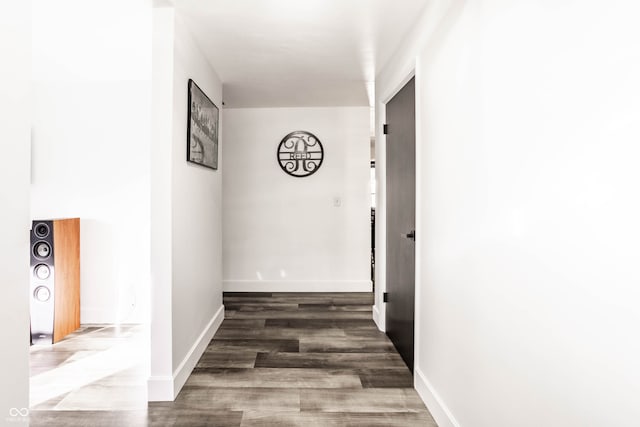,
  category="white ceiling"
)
[175,0,428,108]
